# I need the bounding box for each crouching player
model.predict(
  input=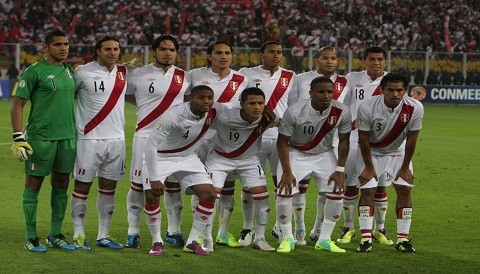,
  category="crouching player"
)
[143,85,219,256]
[205,87,278,252]
[356,72,423,253]
[276,76,351,253]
